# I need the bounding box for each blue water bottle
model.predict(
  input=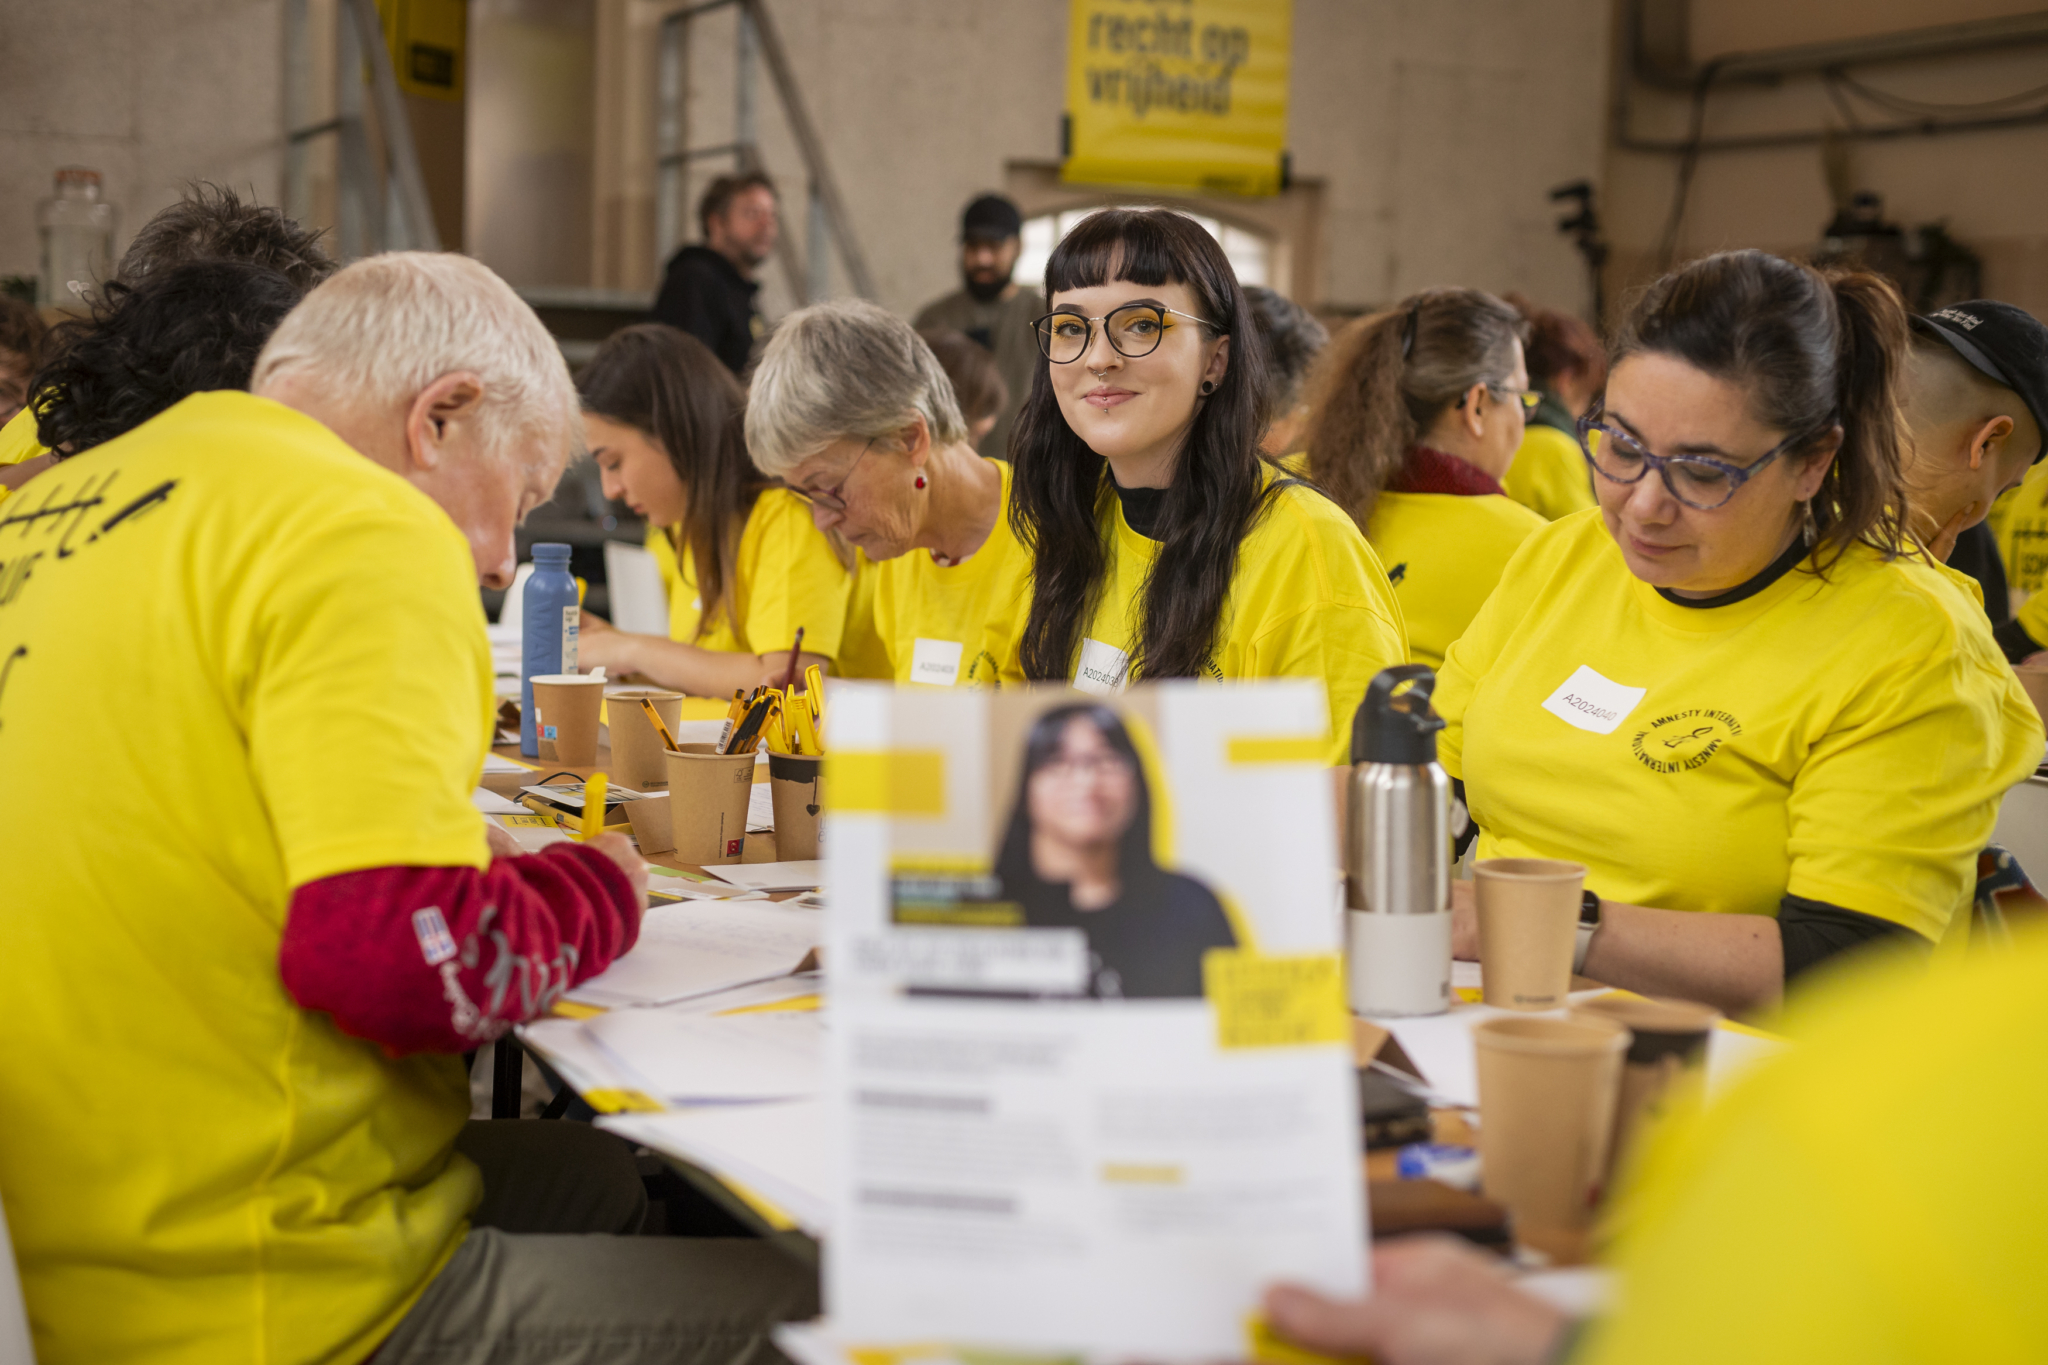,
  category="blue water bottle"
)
[521,543,580,757]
